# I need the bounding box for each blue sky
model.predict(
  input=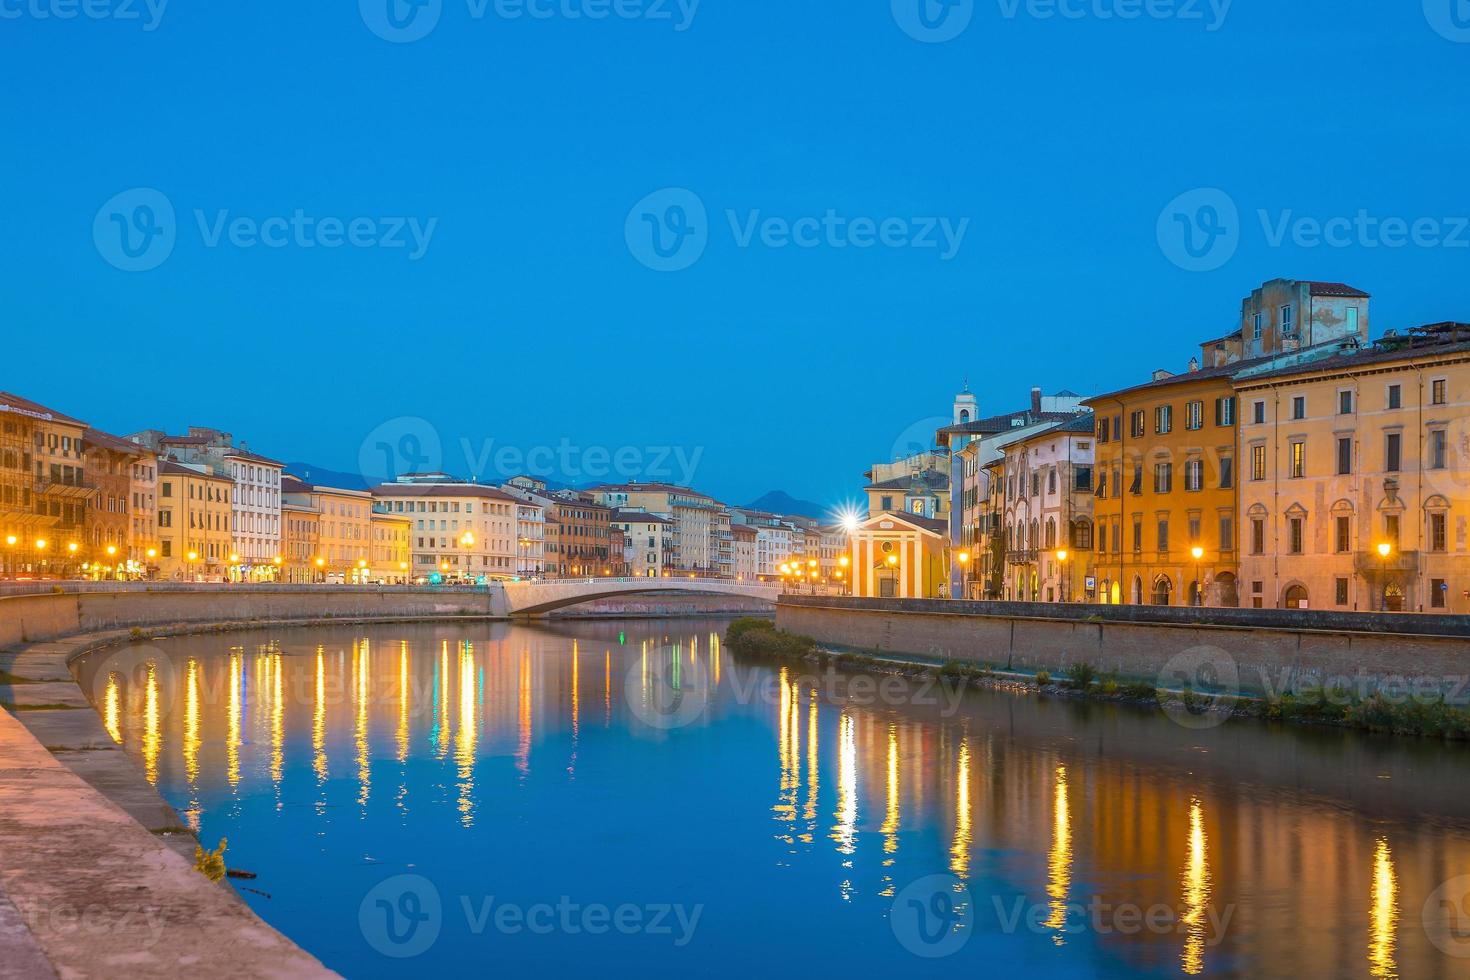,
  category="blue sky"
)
[3,1,1467,507]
